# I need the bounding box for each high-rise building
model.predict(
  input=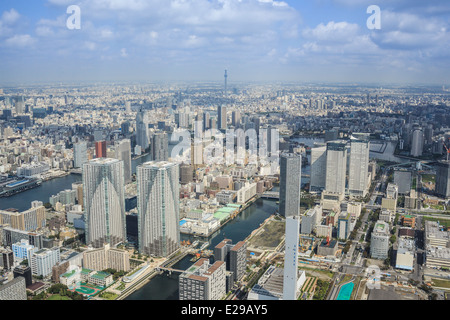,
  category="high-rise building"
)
[370,221,390,260]
[151,132,169,162]
[136,108,149,152]
[325,141,347,195]
[13,265,33,287]
[95,141,107,158]
[348,134,370,198]
[214,240,247,282]
[137,161,180,257]
[0,248,14,271]
[337,212,351,240]
[279,153,301,218]
[203,112,210,130]
[232,110,241,127]
[0,277,27,300]
[218,105,227,131]
[30,247,61,277]
[411,126,424,157]
[83,158,126,248]
[74,141,88,168]
[179,258,226,300]
[115,139,132,184]
[279,153,301,300]
[310,144,327,192]
[435,161,450,198]
[12,239,35,261]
